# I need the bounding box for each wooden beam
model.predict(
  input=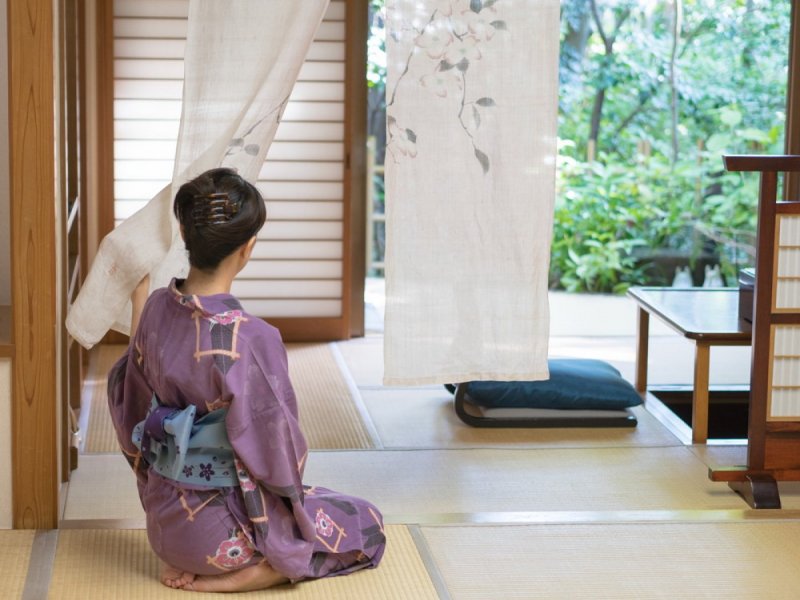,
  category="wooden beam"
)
[346,0,368,338]
[8,0,59,528]
[786,0,800,199]
[95,0,114,239]
[747,170,779,470]
[723,155,800,172]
